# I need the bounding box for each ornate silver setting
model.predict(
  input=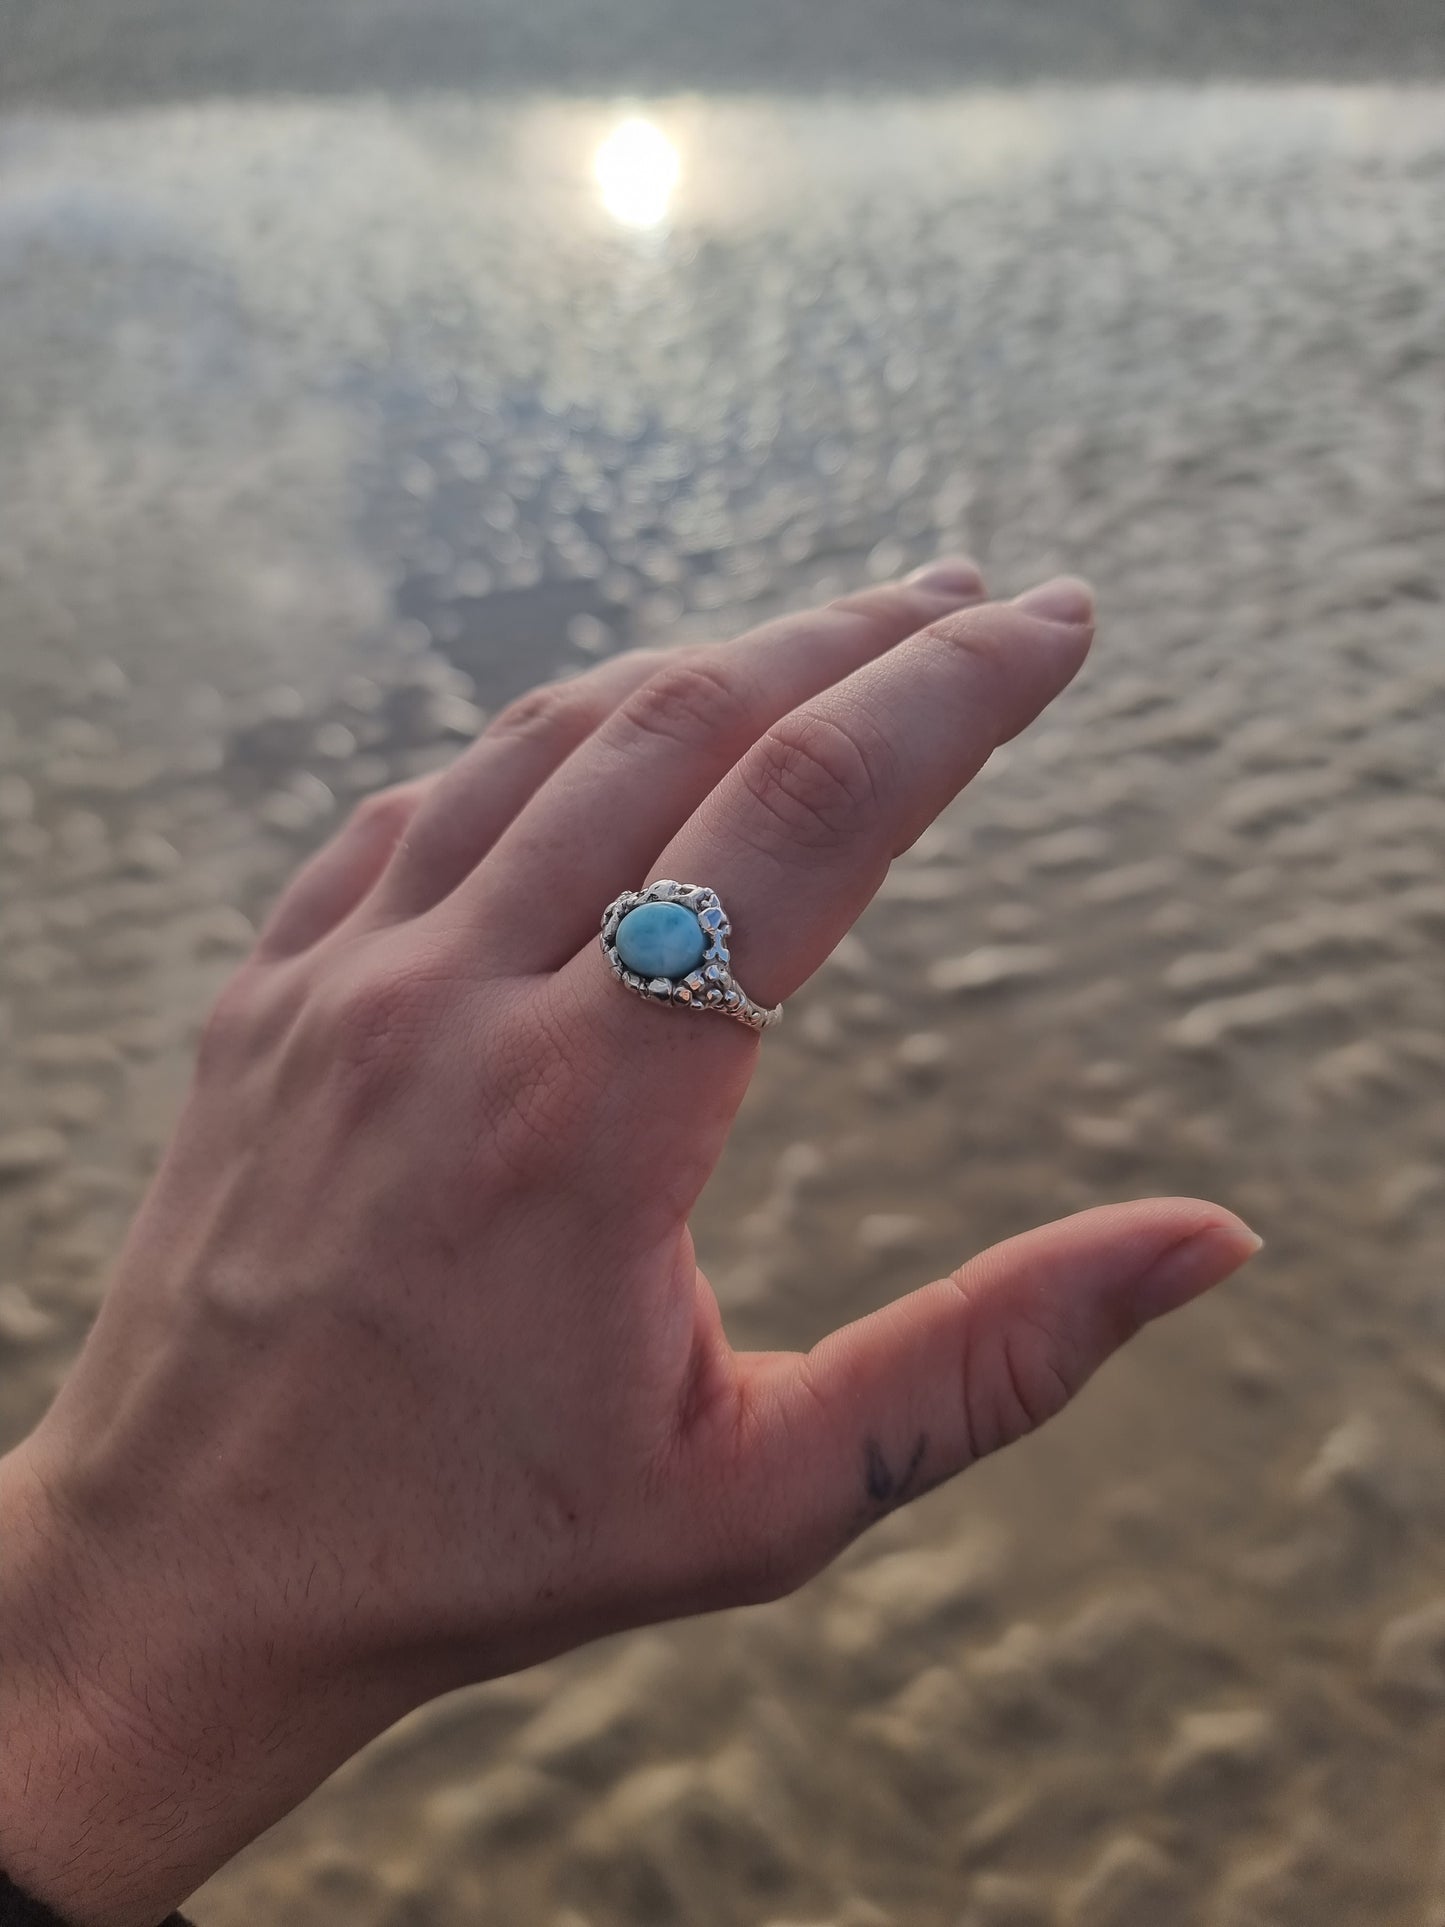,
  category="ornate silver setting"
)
[599,880,783,1031]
